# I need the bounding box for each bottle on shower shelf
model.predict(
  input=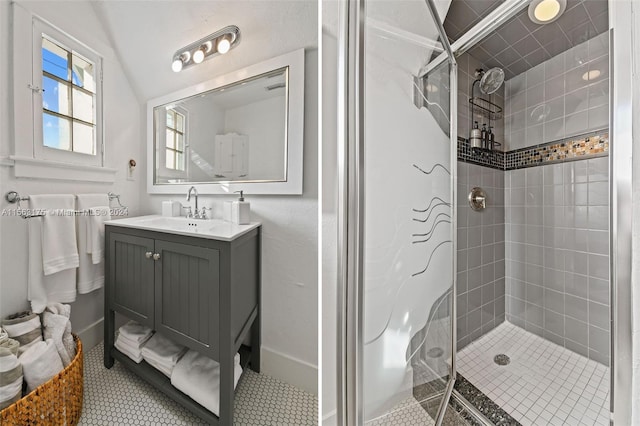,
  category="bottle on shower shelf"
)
[481,123,488,150]
[487,126,495,151]
[470,121,482,149]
